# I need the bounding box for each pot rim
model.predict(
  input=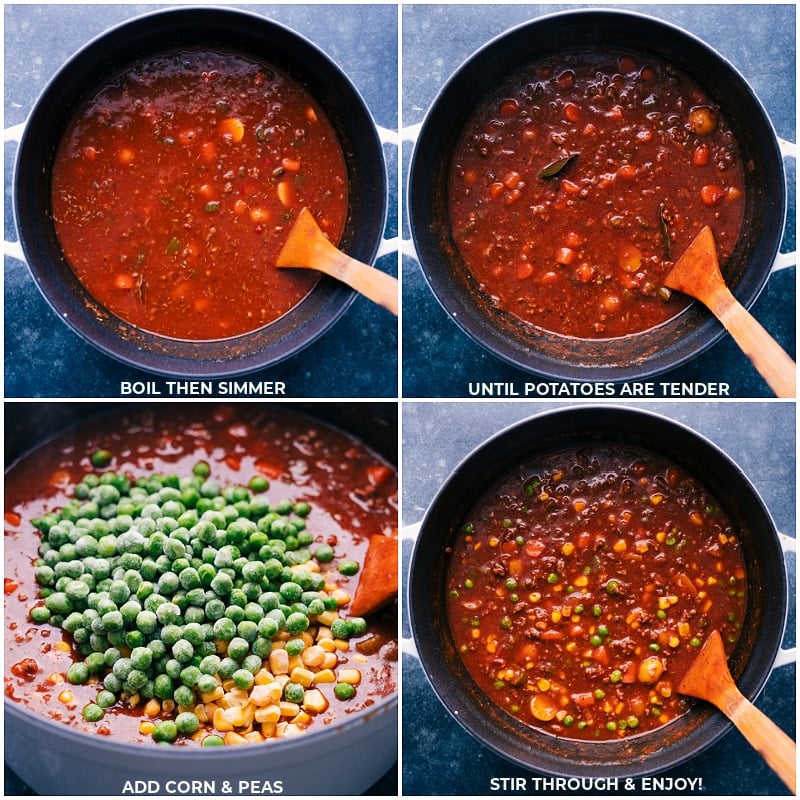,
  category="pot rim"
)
[408,8,787,382]
[4,689,398,762]
[13,5,388,379]
[408,404,789,778]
